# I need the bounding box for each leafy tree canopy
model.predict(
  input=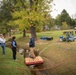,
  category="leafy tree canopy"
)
[8,0,53,31]
[55,9,75,29]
